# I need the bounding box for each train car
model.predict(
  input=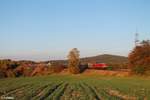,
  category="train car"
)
[88,63,108,69]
